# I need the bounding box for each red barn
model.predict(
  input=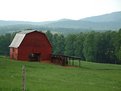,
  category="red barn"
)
[9,30,52,61]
